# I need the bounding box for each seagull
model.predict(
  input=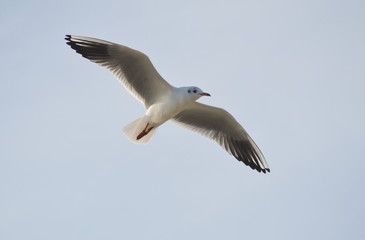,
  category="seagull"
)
[65,35,270,173]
